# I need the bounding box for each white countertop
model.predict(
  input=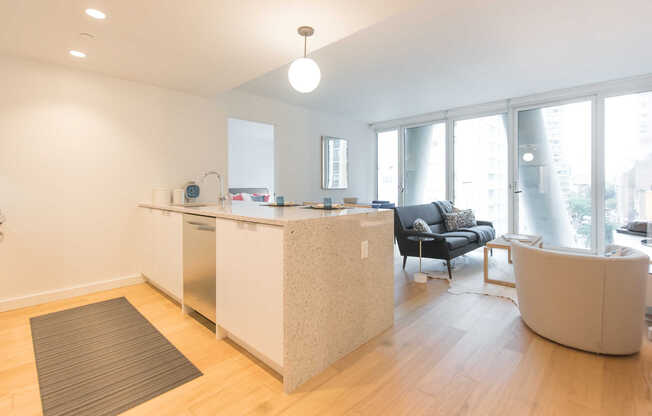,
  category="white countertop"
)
[138,201,390,226]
